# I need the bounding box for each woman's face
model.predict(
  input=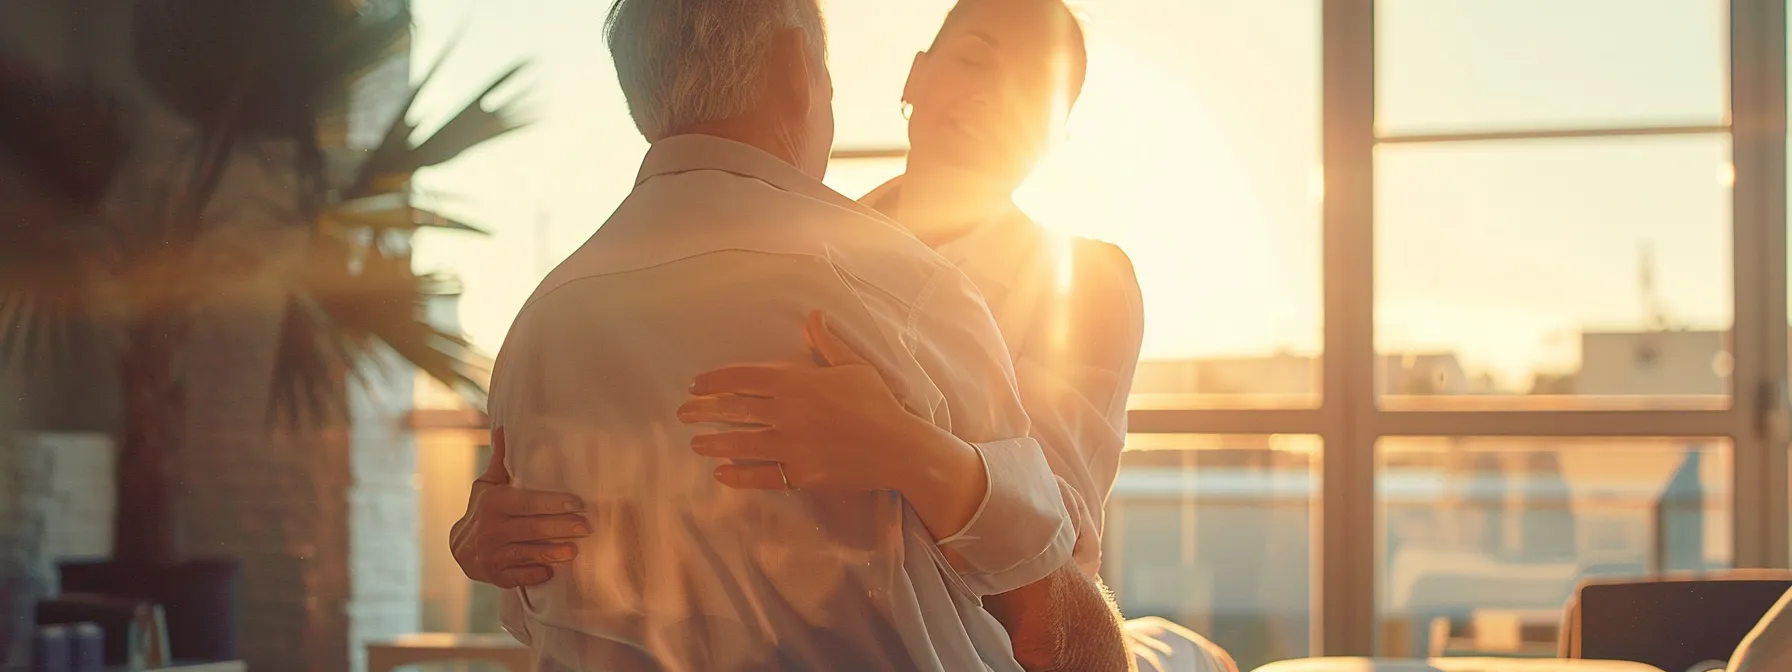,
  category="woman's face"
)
[903,0,1079,186]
